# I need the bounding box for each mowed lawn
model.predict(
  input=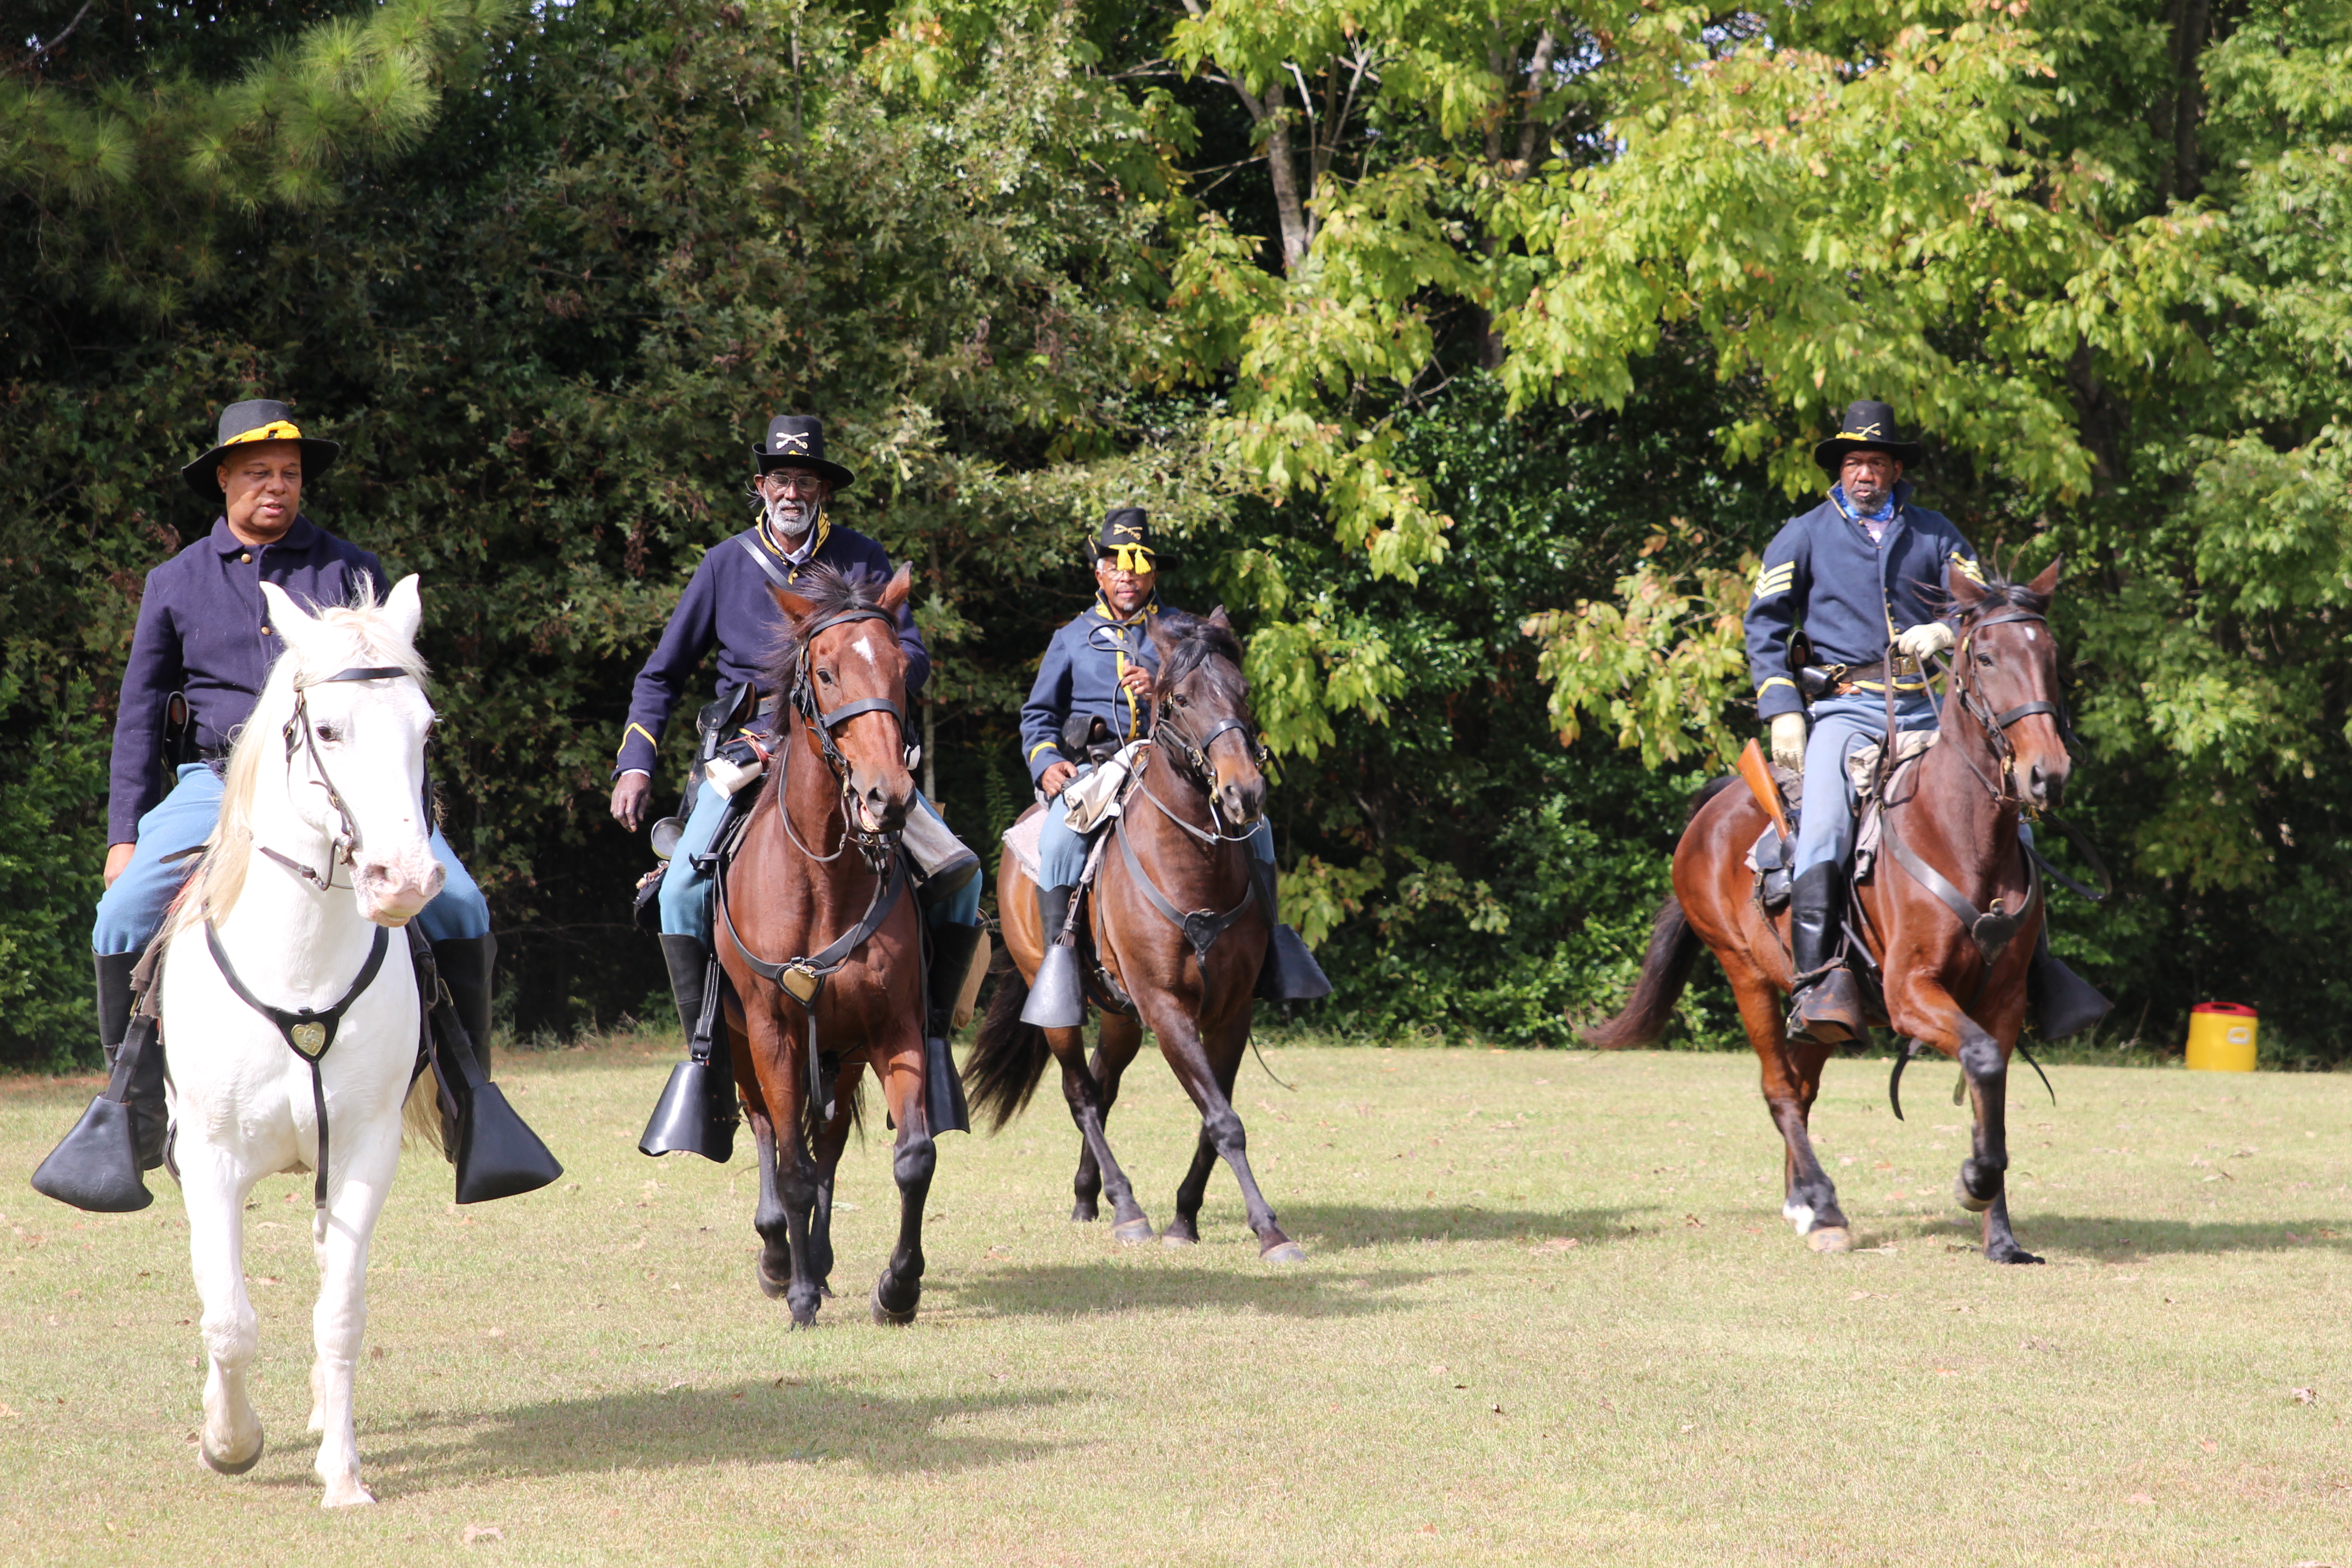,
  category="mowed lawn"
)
[3,1035,2349,1566]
